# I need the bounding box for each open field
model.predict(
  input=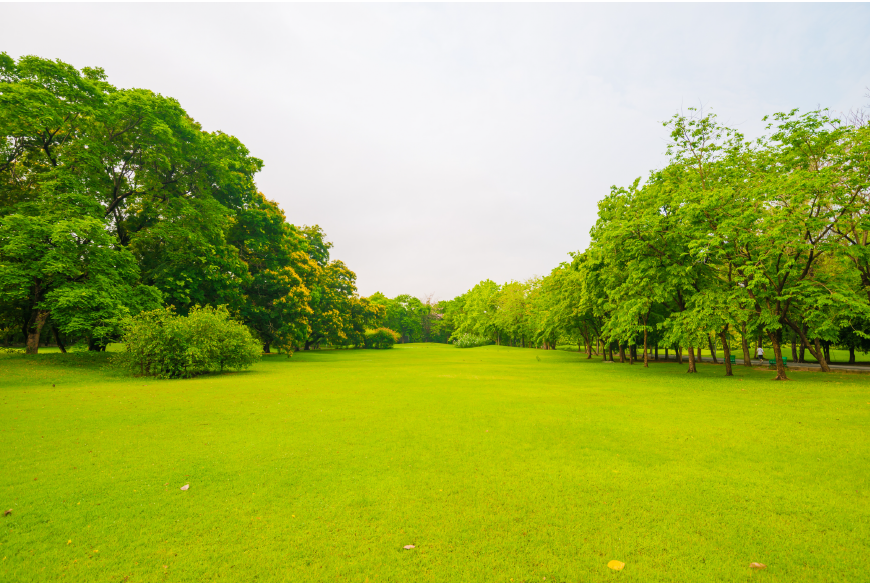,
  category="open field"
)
[1,344,868,582]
